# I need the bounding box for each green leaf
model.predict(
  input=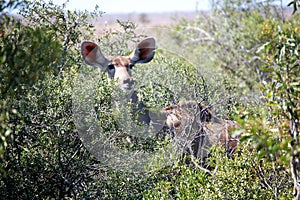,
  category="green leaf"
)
[279,45,286,60]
